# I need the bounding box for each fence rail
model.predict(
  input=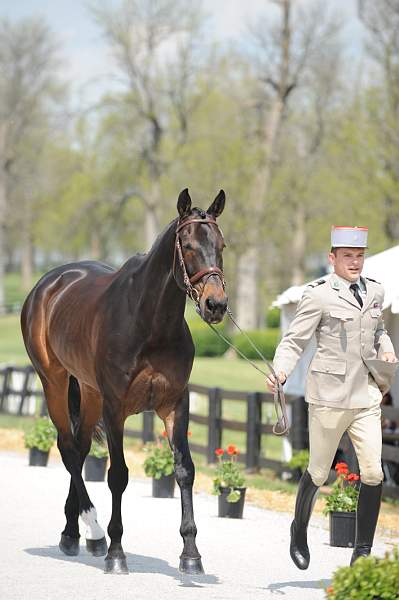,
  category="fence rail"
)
[1,364,399,498]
